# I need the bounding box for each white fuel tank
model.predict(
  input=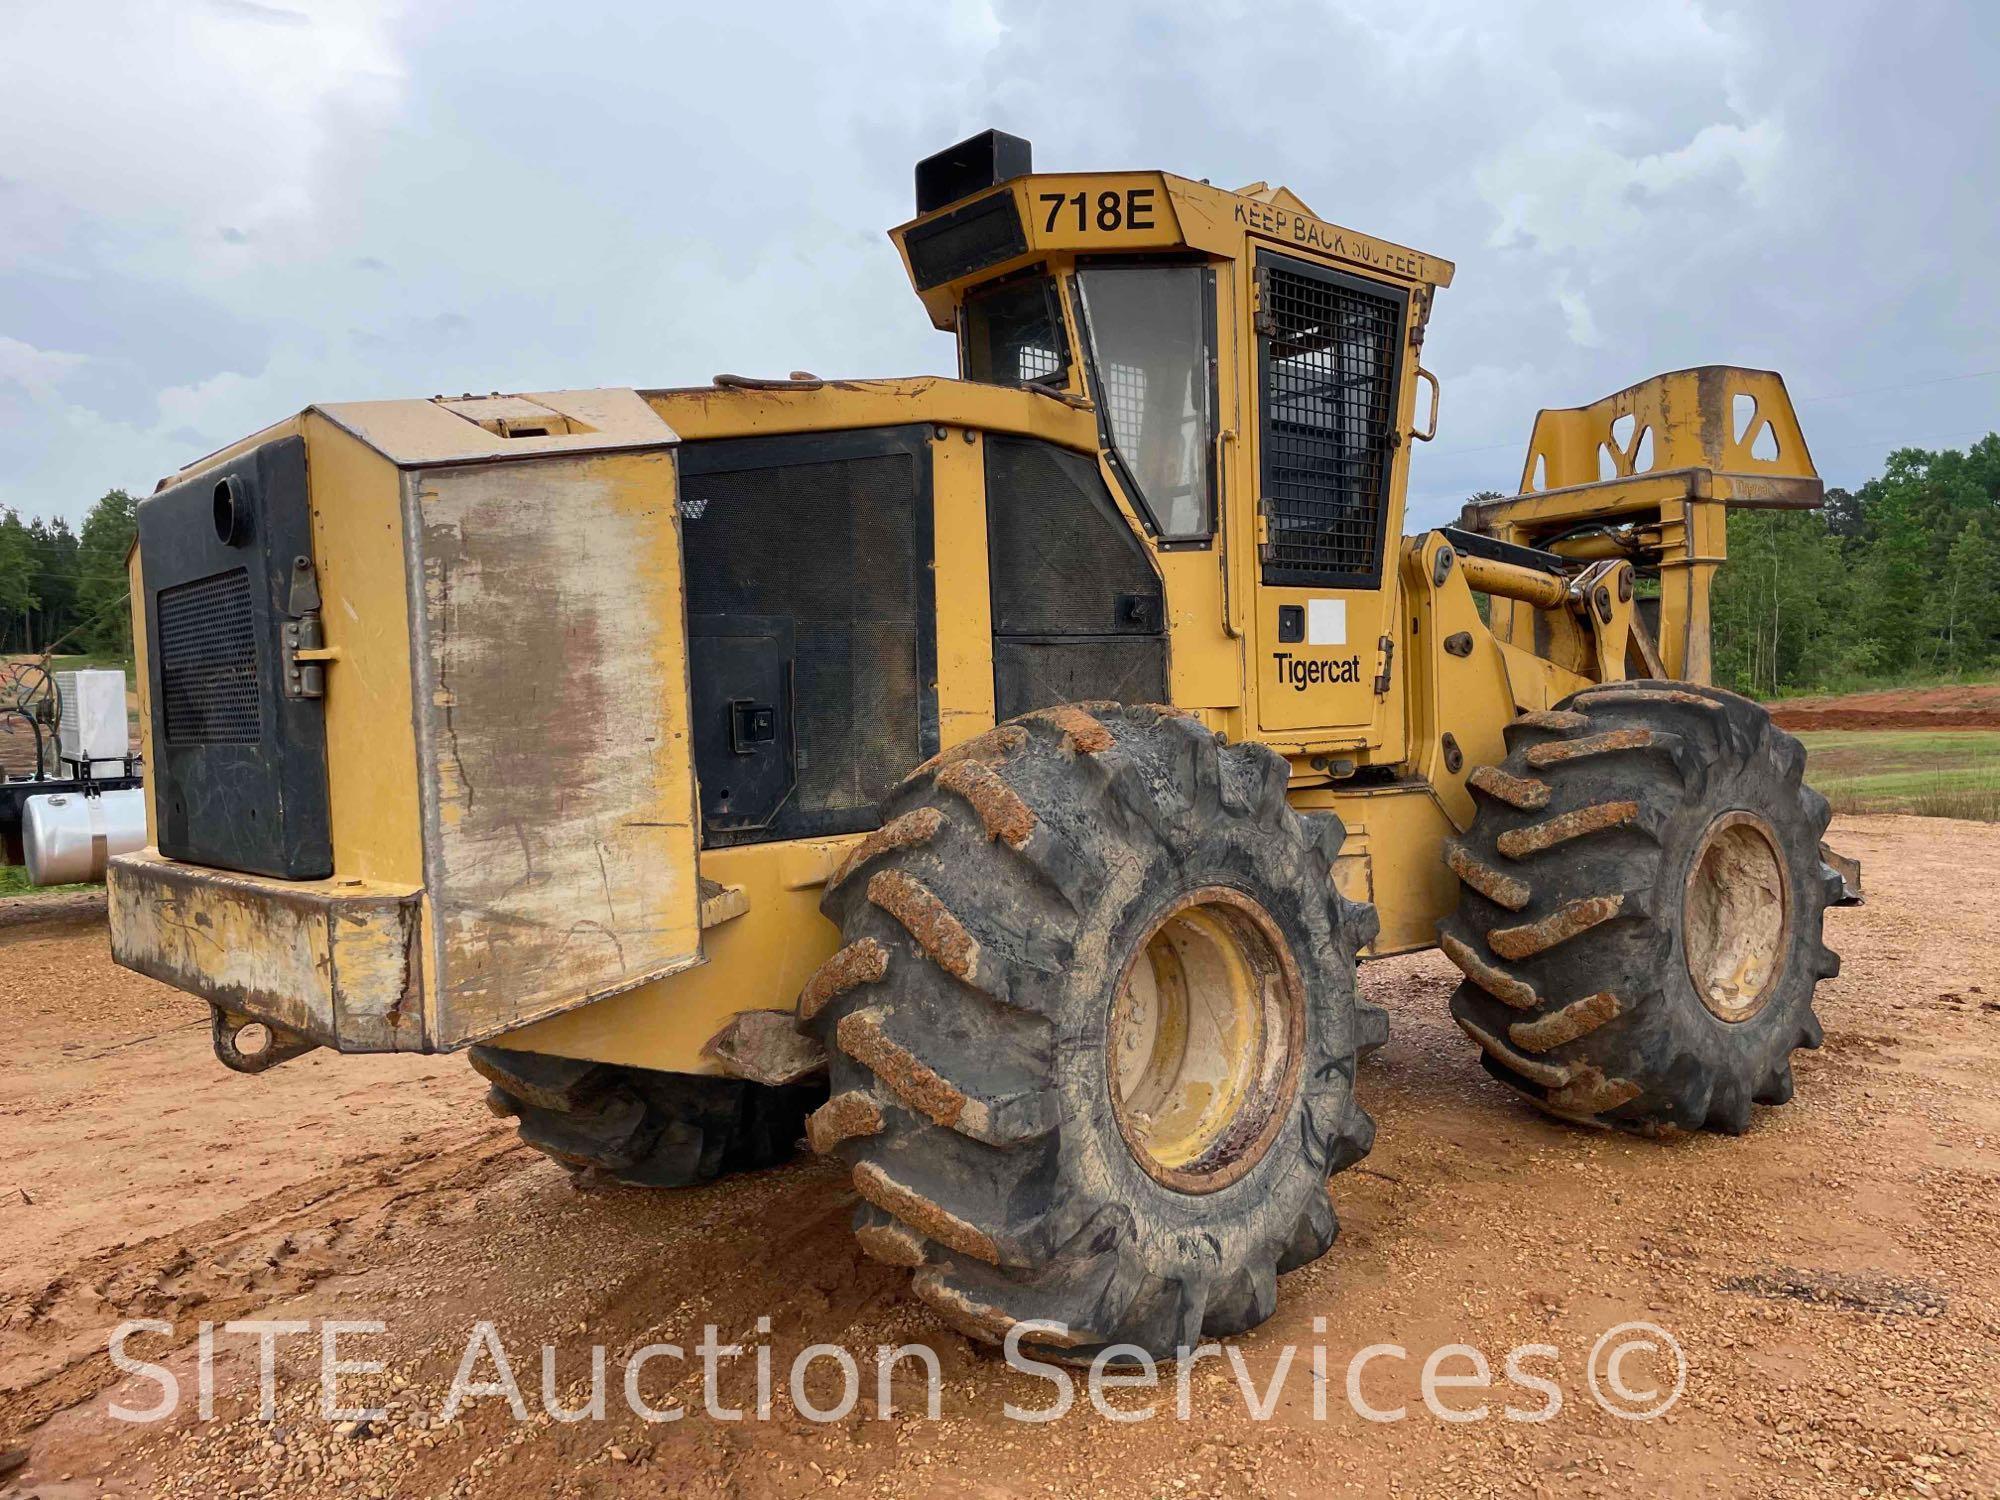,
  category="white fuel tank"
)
[23,787,147,886]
